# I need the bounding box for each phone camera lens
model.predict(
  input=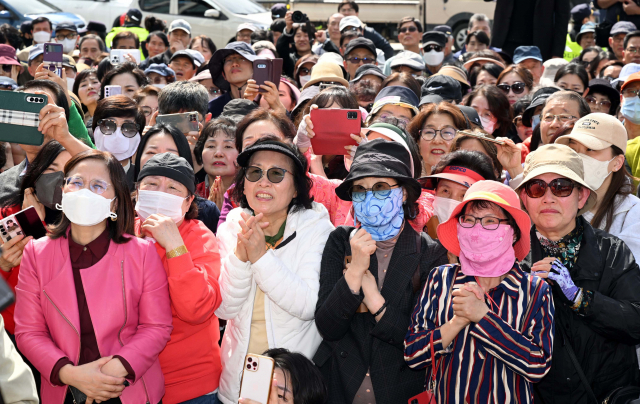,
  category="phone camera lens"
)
[247,357,252,362]
[246,364,251,369]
